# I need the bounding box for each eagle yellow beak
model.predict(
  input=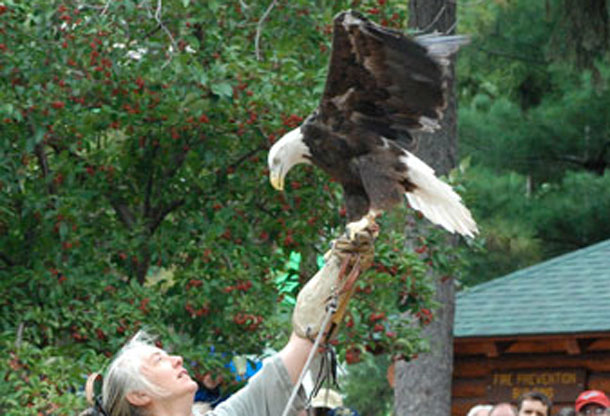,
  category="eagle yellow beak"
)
[270,170,284,191]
